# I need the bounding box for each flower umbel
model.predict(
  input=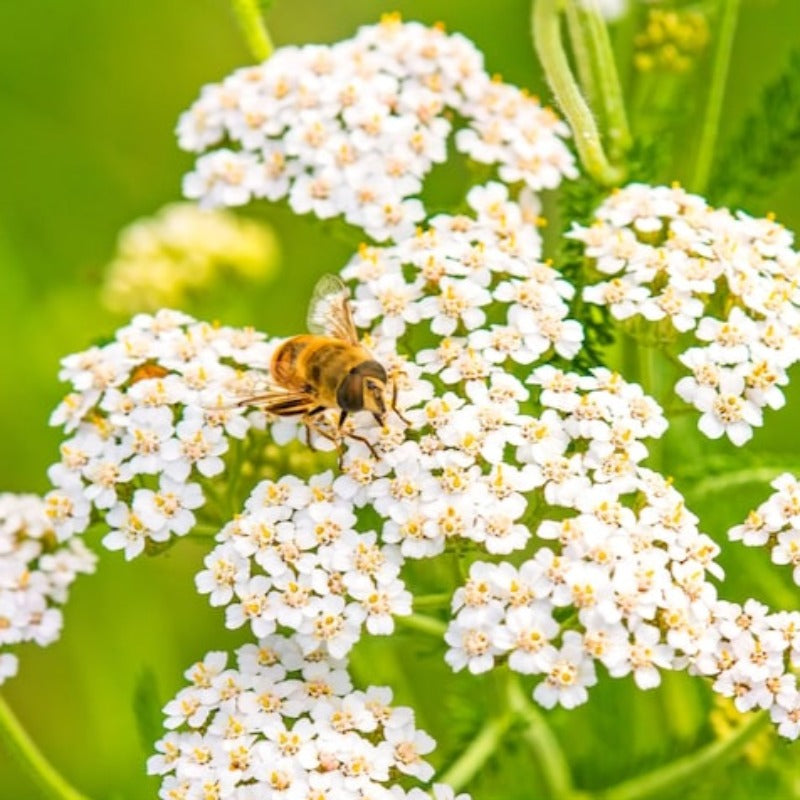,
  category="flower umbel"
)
[178,18,576,241]
[46,310,283,555]
[729,473,800,586]
[575,183,800,445]
[149,634,465,800]
[0,493,96,685]
[101,202,279,313]
[37,19,800,800]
